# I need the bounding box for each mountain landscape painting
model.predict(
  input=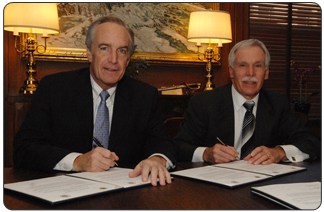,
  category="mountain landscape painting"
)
[49,3,210,54]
